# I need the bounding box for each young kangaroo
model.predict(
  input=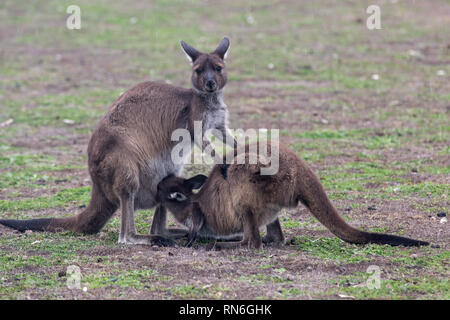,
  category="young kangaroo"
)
[0,38,237,246]
[156,143,429,249]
